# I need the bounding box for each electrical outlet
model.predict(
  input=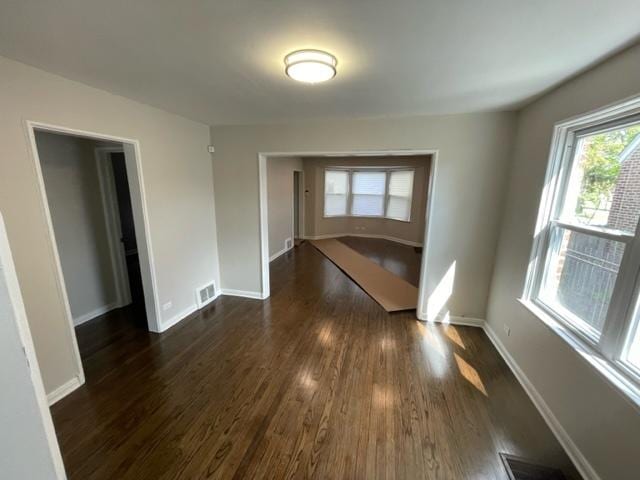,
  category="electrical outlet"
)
[162,301,172,311]
[503,324,511,336]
